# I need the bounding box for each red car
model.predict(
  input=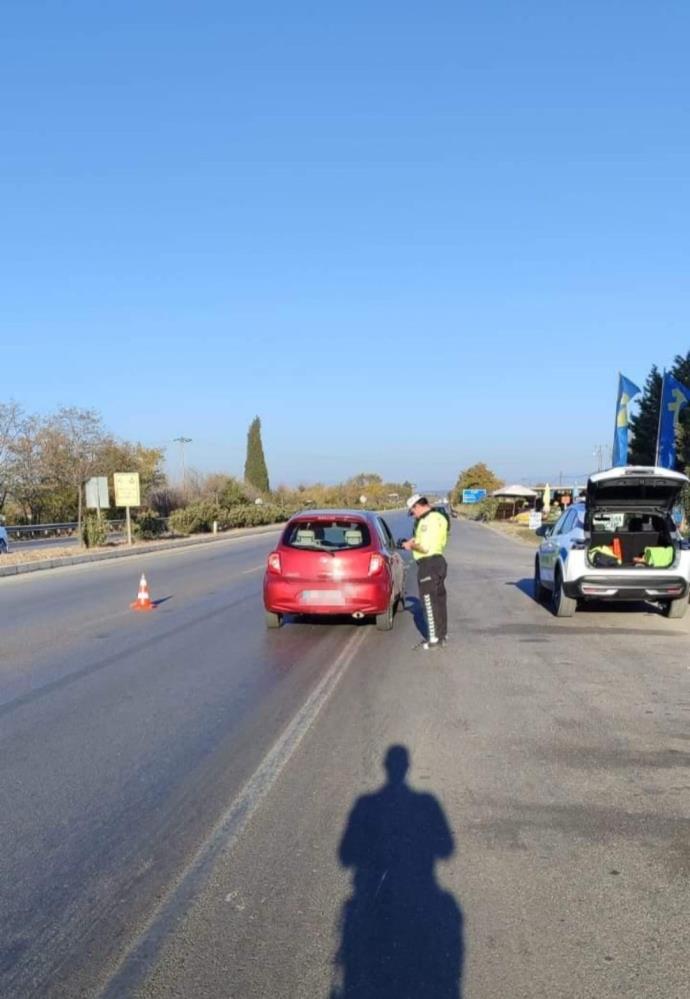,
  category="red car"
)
[263,510,406,630]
